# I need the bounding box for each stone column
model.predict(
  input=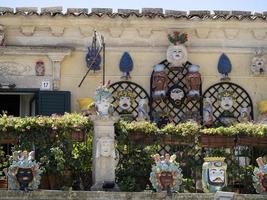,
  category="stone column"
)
[90,116,119,191]
[48,54,67,90]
